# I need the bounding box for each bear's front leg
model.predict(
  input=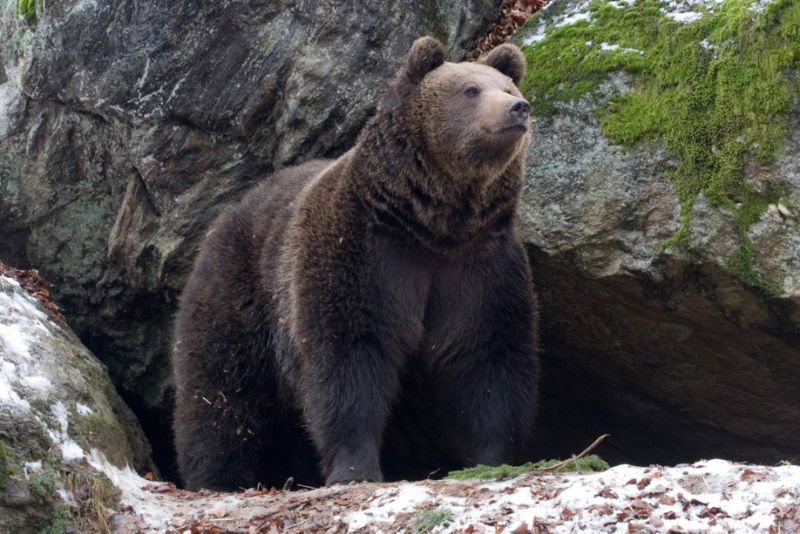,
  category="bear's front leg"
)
[300,337,400,485]
[440,339,540,467]
[430,239,540,468]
